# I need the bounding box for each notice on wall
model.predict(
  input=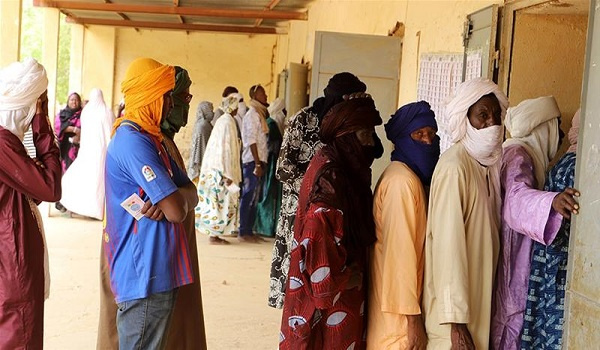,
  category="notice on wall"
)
[417,51,482,153]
